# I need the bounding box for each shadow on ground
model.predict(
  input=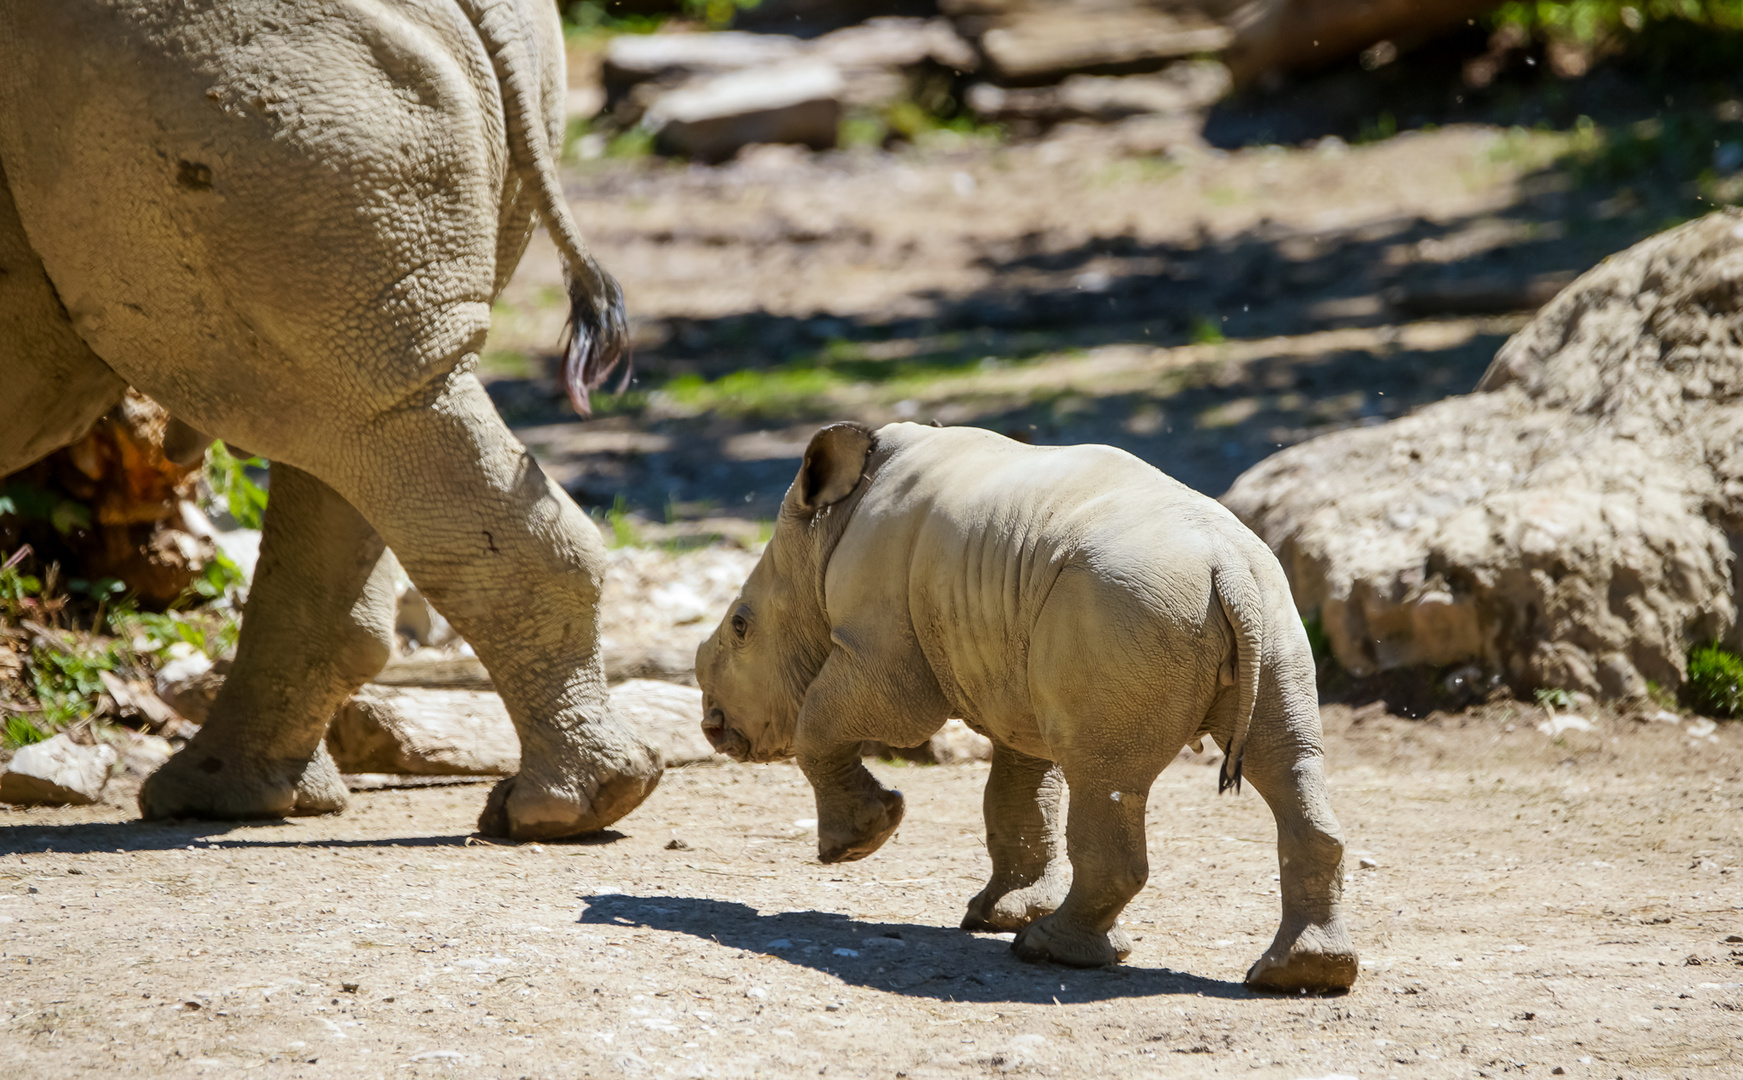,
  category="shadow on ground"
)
[578,892,1262,1004]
